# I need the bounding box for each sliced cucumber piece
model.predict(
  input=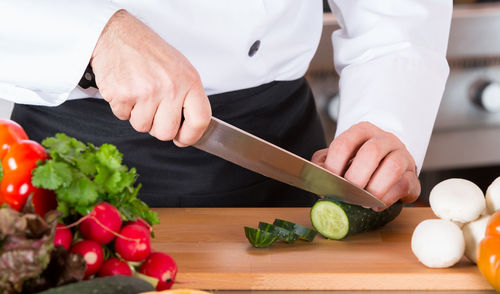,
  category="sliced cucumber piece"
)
[272,219,317,242]
[244,227,279,248]
[310,198,403,240]
[310,201,349,240]
[258,222,298,243]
